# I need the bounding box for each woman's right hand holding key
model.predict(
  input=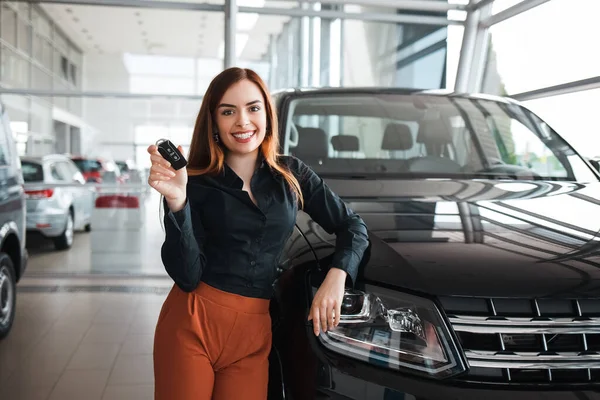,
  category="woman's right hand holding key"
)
[147,144,188,212]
